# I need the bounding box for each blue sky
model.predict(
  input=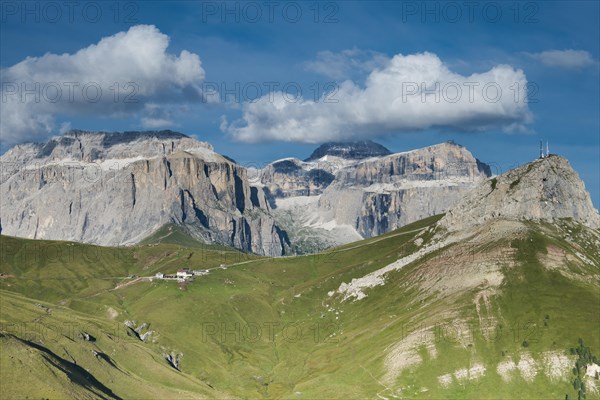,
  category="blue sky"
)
[1,1,598,206]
